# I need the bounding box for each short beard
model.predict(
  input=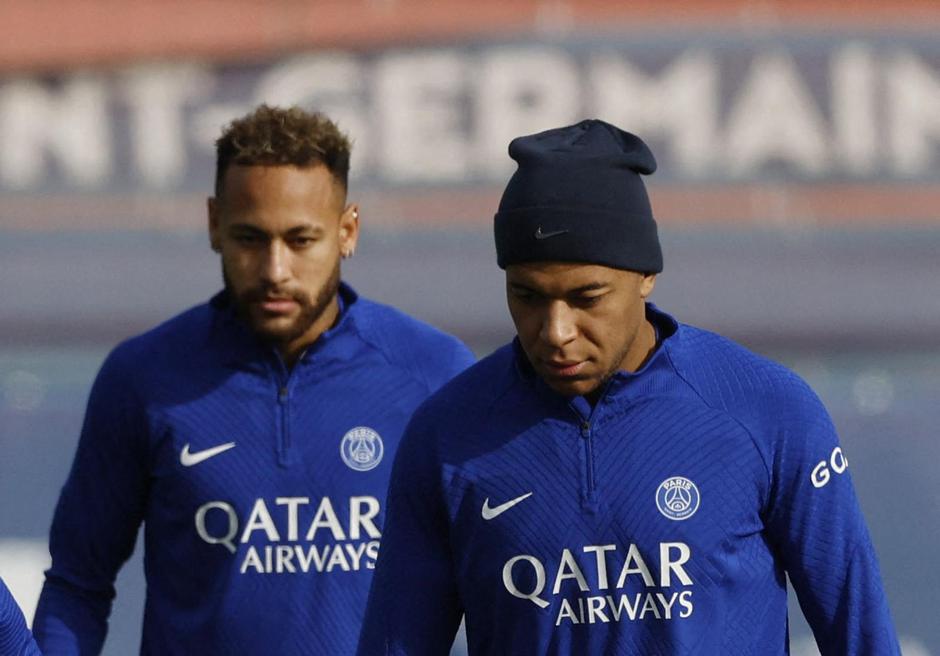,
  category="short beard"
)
[223,260,341,348]
[587,324,646,402]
